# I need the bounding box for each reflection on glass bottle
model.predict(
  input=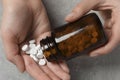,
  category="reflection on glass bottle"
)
[40,13,108,62]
